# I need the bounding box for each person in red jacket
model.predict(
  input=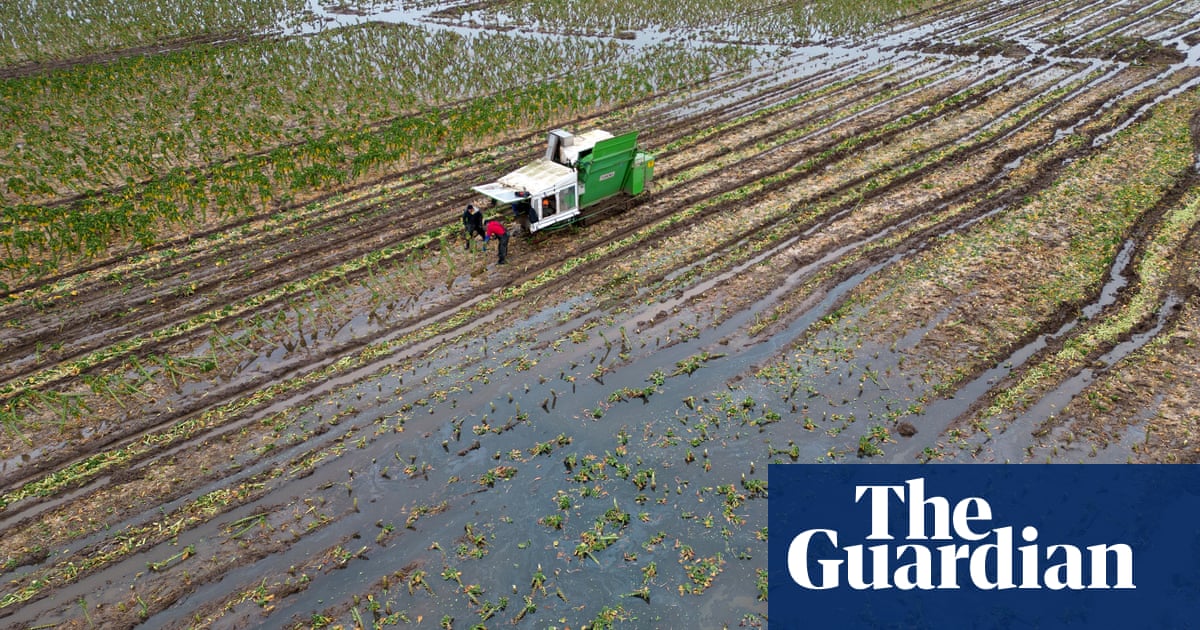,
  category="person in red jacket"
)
[484,219,509,265]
